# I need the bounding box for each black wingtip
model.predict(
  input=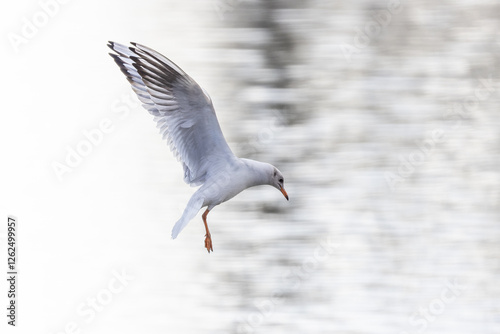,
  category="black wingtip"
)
[108,52,119,60]
[107,41,115,52]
